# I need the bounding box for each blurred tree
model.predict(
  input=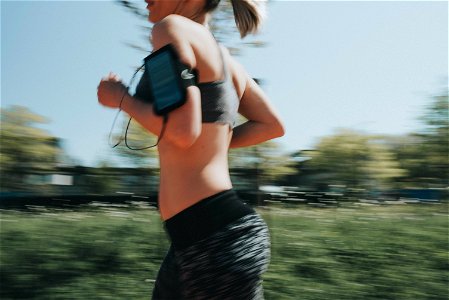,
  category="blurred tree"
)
[419,90,448,186]
[389,89,449,187]
[382,134,427,188]
[307,129,405,191]
[229,140,296,186]
[364,135,408,190]
[0,106,61,191]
